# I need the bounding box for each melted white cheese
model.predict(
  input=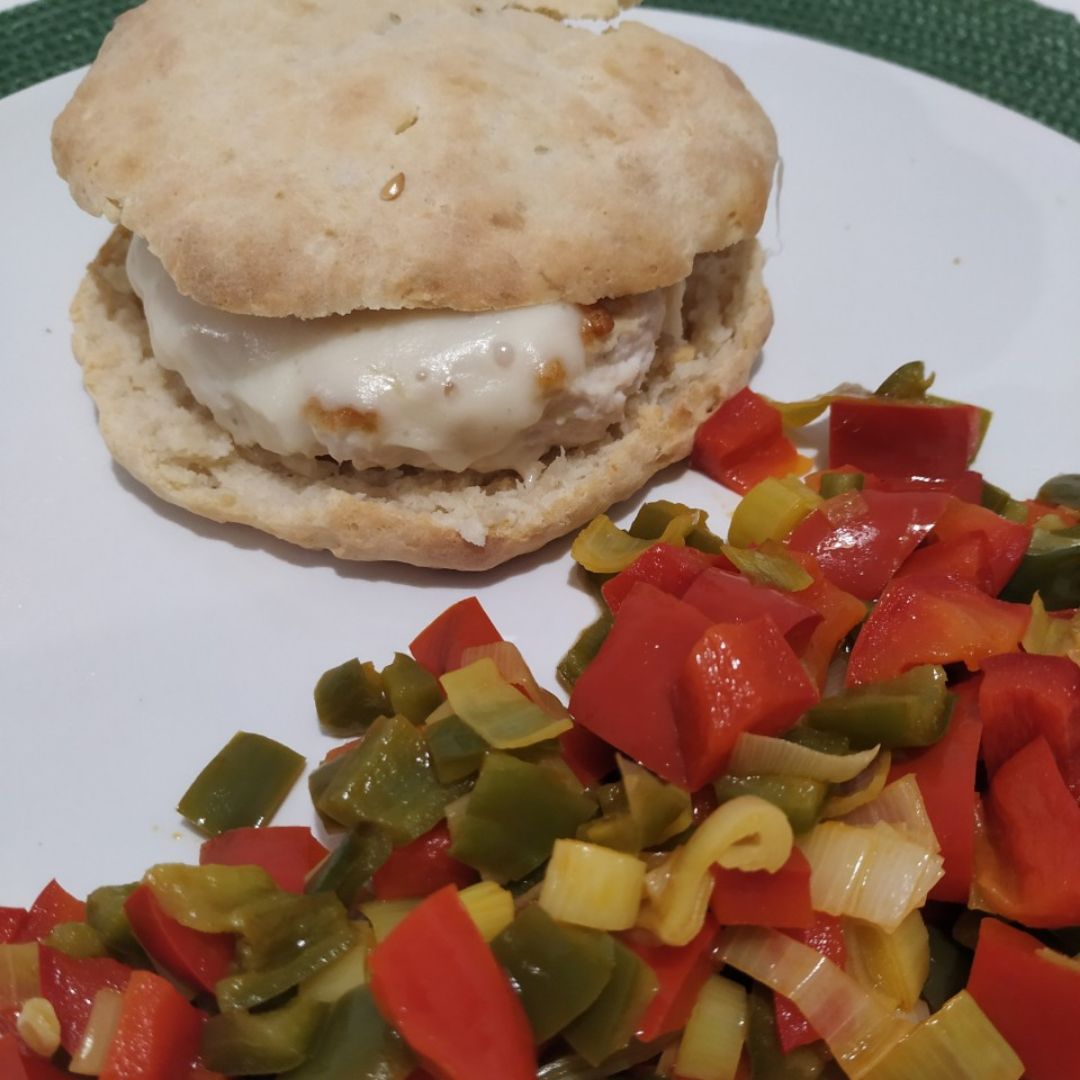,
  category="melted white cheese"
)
[127,236,664,474]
